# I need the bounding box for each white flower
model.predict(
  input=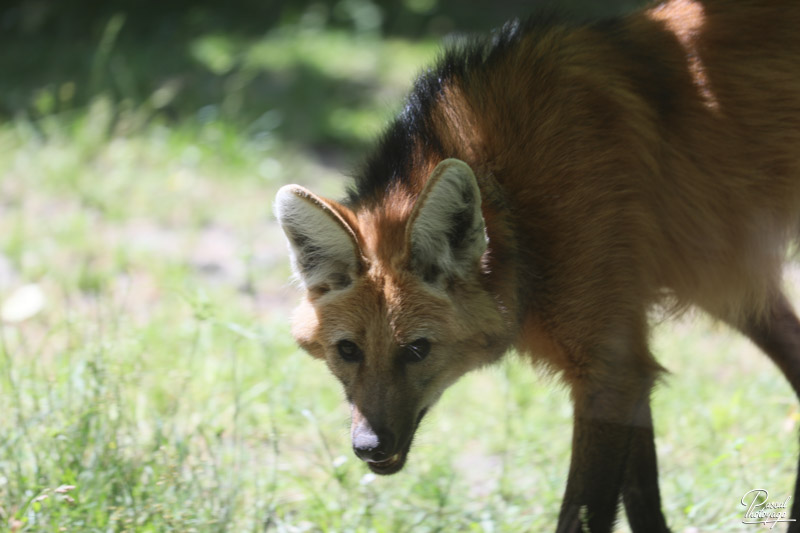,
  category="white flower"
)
[1,284,45,323]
